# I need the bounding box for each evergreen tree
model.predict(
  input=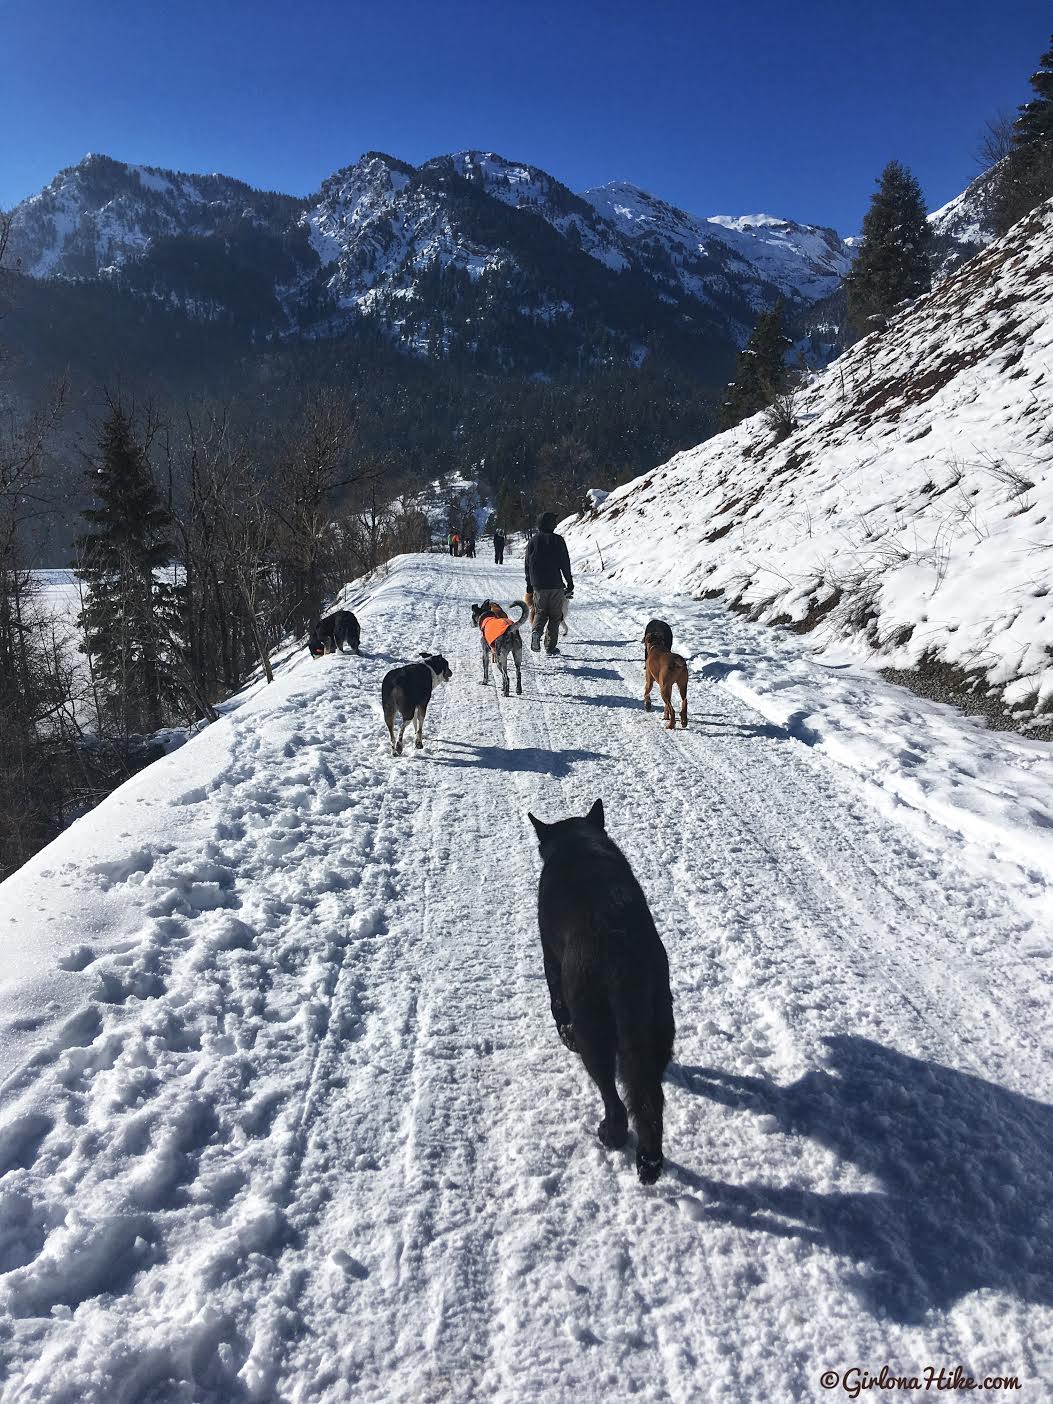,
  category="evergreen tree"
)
[76,402,185,737]
[845,161,933,335]
[993,33,1053,234]
[719,300,790,431]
